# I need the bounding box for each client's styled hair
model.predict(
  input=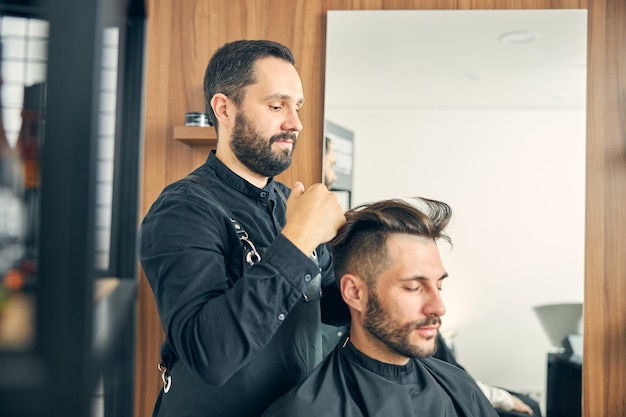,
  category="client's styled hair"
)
[329,198,452,286]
